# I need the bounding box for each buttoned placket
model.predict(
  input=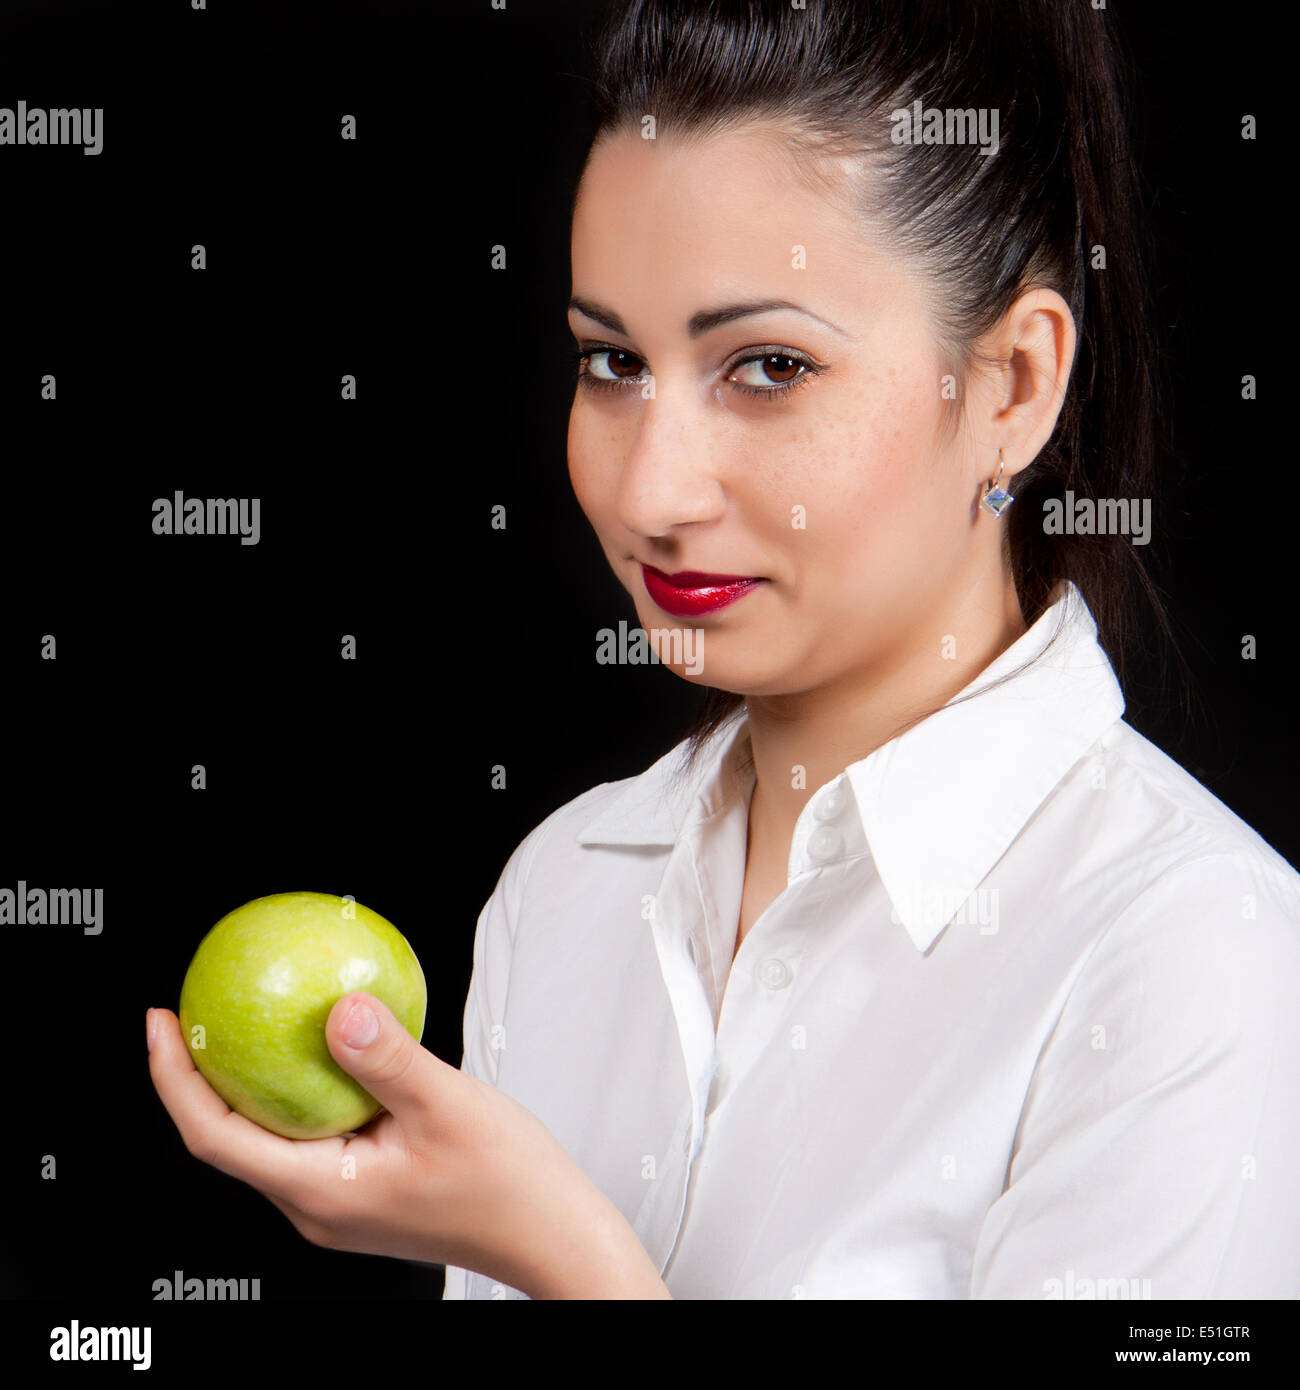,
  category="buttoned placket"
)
[643,773,865,1279]
[628,819,721,1271]
[707,775,862,1097]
